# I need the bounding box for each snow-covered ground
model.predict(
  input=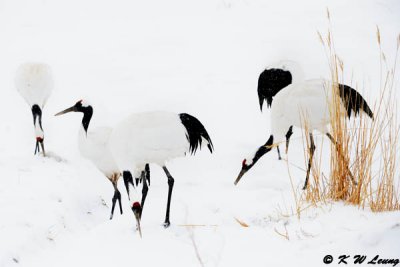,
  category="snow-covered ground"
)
[0,0,399,266]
